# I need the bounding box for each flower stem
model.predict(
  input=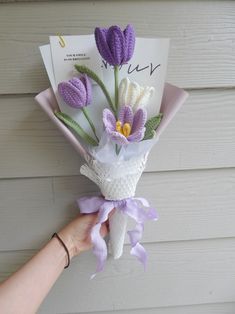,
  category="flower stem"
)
[115,144,121,155]
[114,65,119,110]
[81,107,99,143]
[75,65,116,114]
